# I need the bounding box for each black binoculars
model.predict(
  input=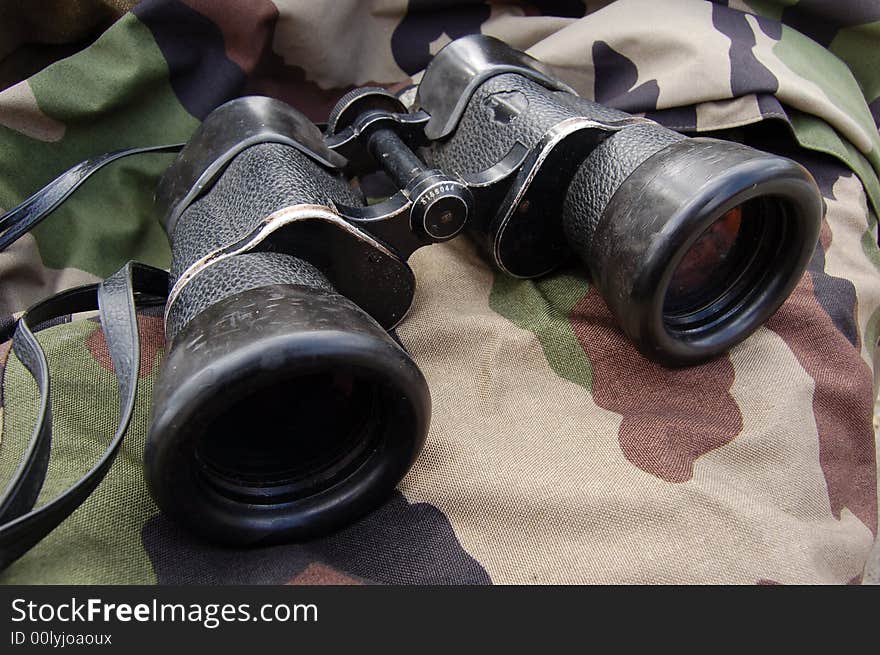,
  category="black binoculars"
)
[146,35,822,545]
